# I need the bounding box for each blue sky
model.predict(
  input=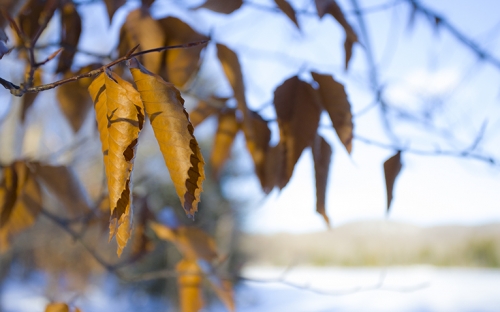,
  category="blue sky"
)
[1,0,499,234]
